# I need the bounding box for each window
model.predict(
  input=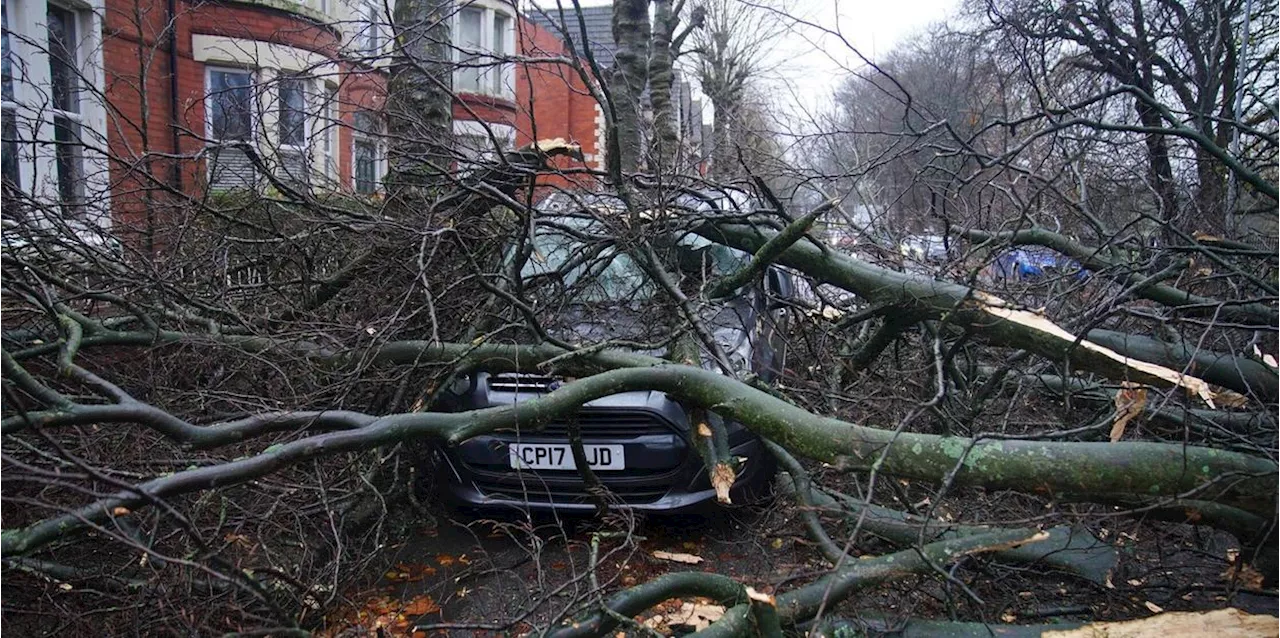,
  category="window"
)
[491,13,508,94]
[206,67,256,189]
[453,4,512,98]
[208,68,253,141]
[454,120,513,173]
[321,86,338,179]
[1,0,107,224]
[457,8,483,93]
[277,74,307,148]
[352,110,382,194]
[358,2,380,57]
[47,5,84,211]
